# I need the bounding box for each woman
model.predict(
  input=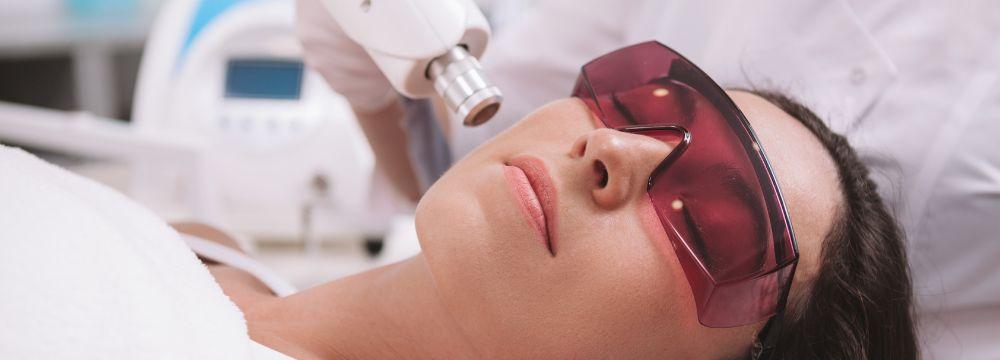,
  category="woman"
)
[189,42,919,359]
